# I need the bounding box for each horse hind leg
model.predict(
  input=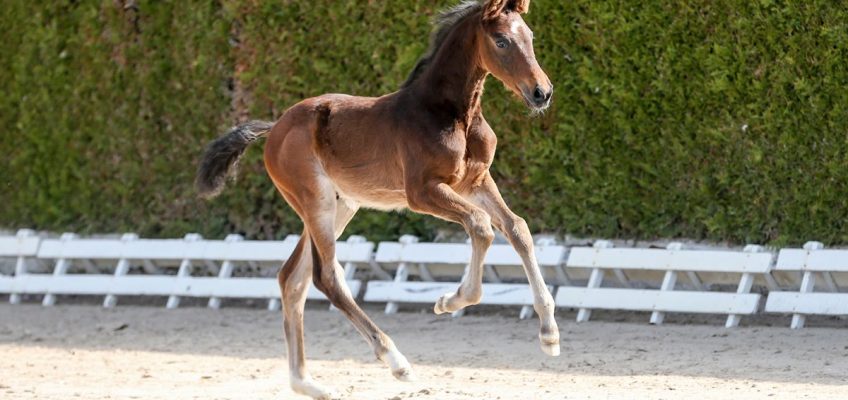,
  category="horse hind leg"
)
[308,194,415,382]
[278,235,341,400]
